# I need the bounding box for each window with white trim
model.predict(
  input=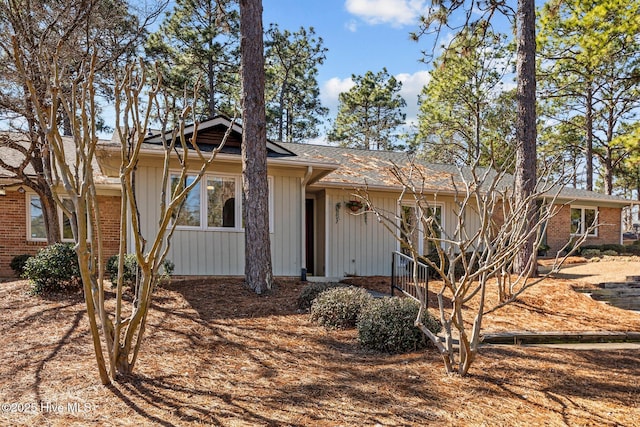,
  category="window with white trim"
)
[27,195,74,242]
[570,206,597,236]
[170,173,273,231]
[400,204,444,255]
